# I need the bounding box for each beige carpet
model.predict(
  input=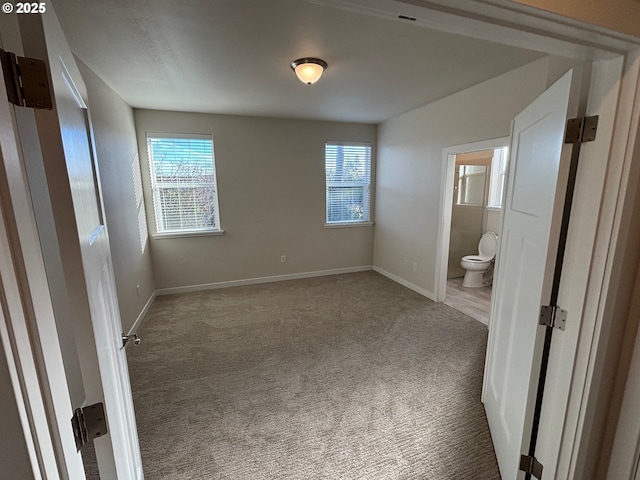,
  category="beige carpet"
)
[128,271,500,479]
